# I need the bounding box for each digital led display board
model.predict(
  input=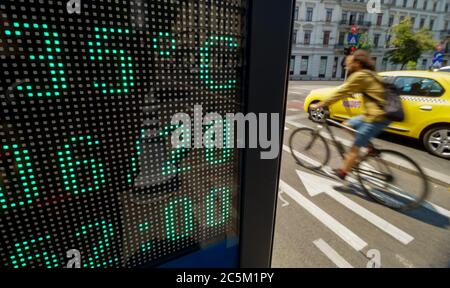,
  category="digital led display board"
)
[0,0,244,268]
